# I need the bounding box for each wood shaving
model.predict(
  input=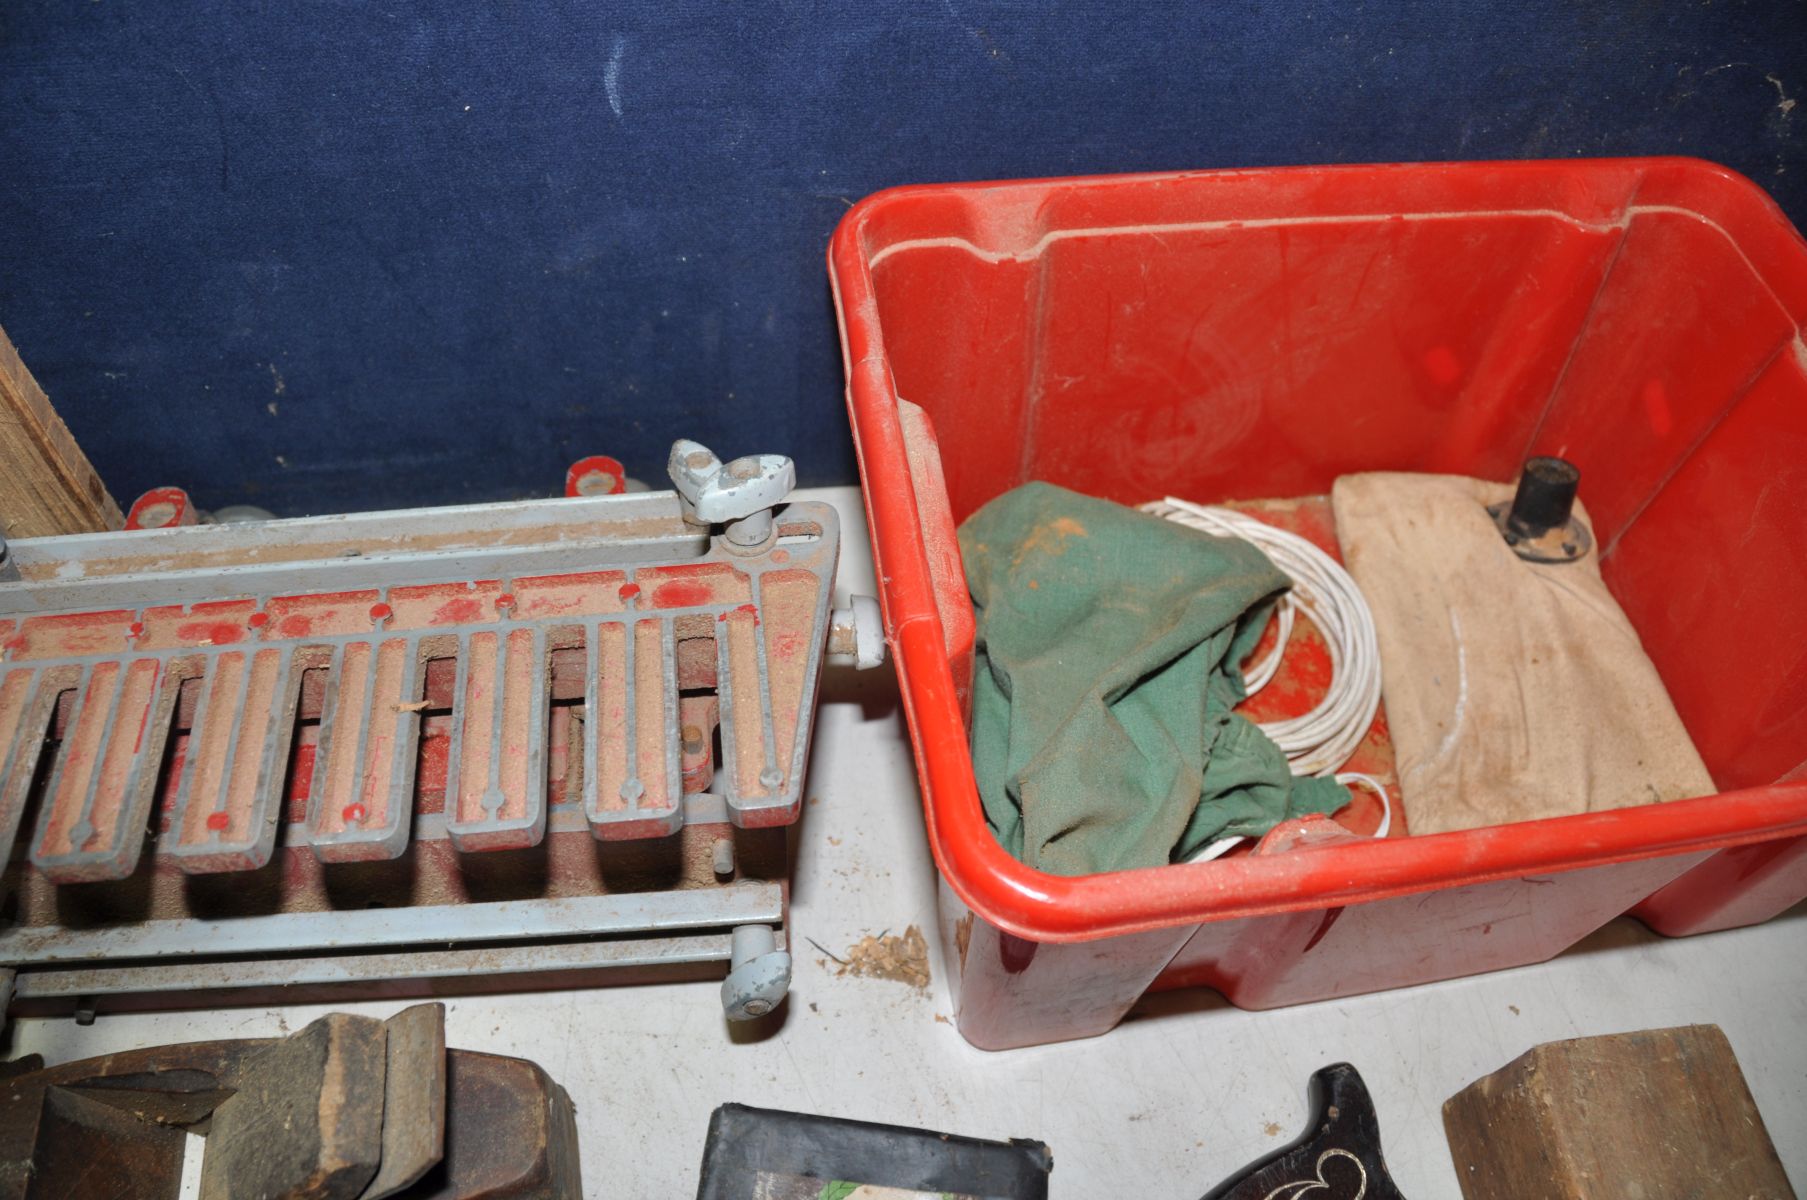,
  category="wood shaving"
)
[837,924,930,990]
